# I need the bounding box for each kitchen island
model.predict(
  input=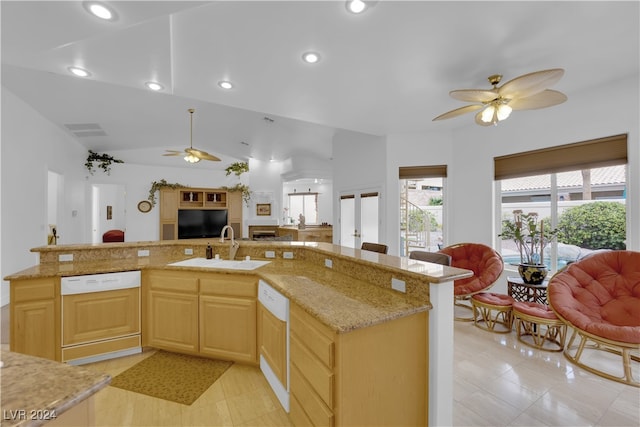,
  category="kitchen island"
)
[0,350,110,427]
[5,240,472,426]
